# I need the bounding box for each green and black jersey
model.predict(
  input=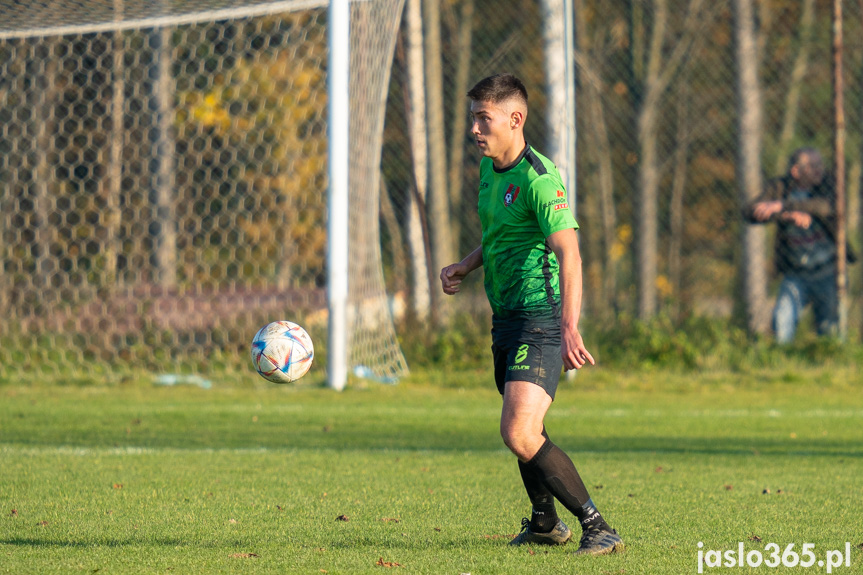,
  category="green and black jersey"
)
[478,144,578,320]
